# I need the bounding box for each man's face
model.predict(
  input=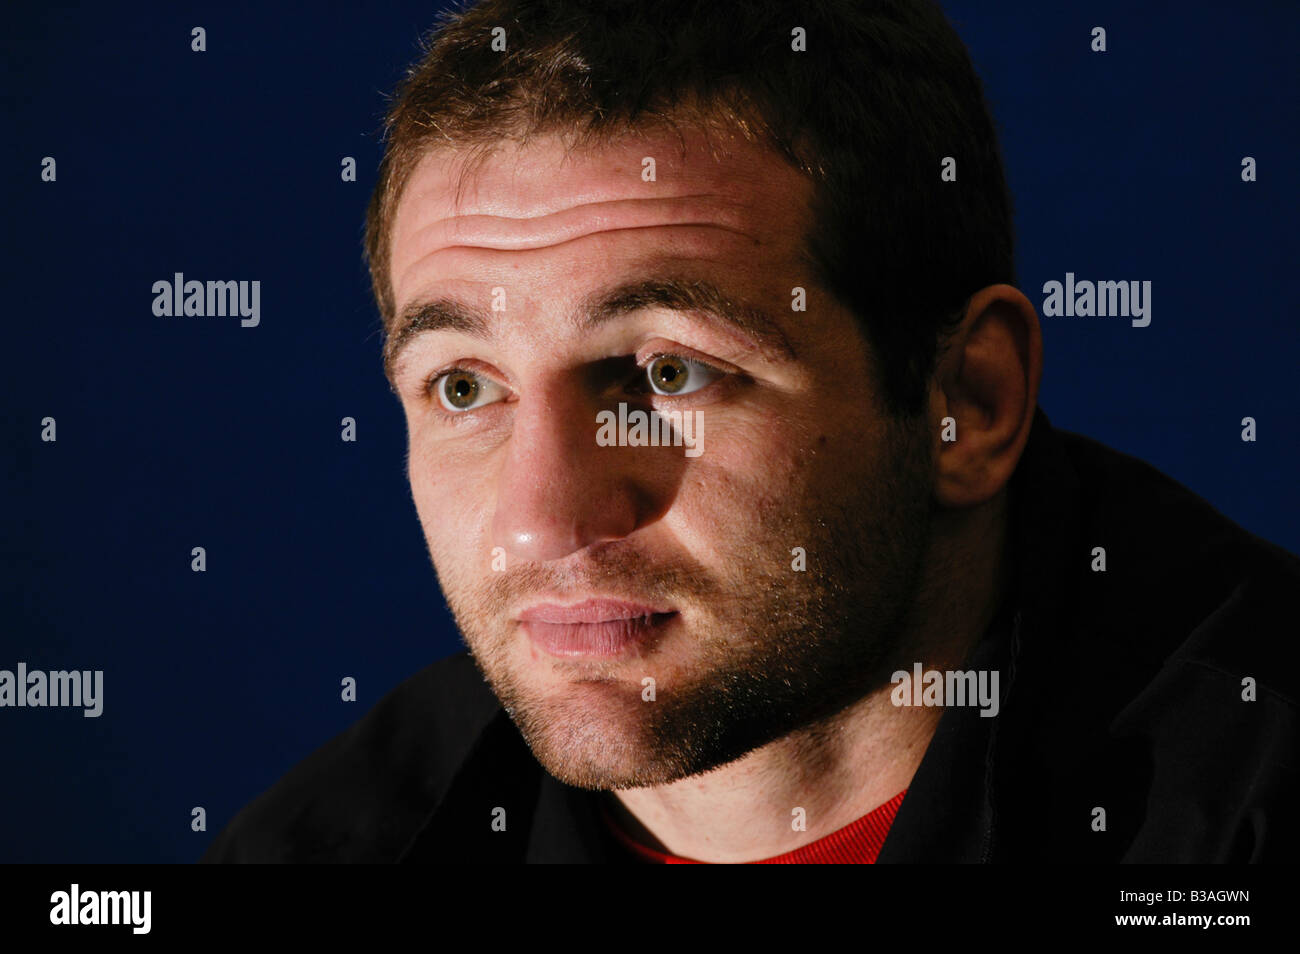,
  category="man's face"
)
[386,125,936,789]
